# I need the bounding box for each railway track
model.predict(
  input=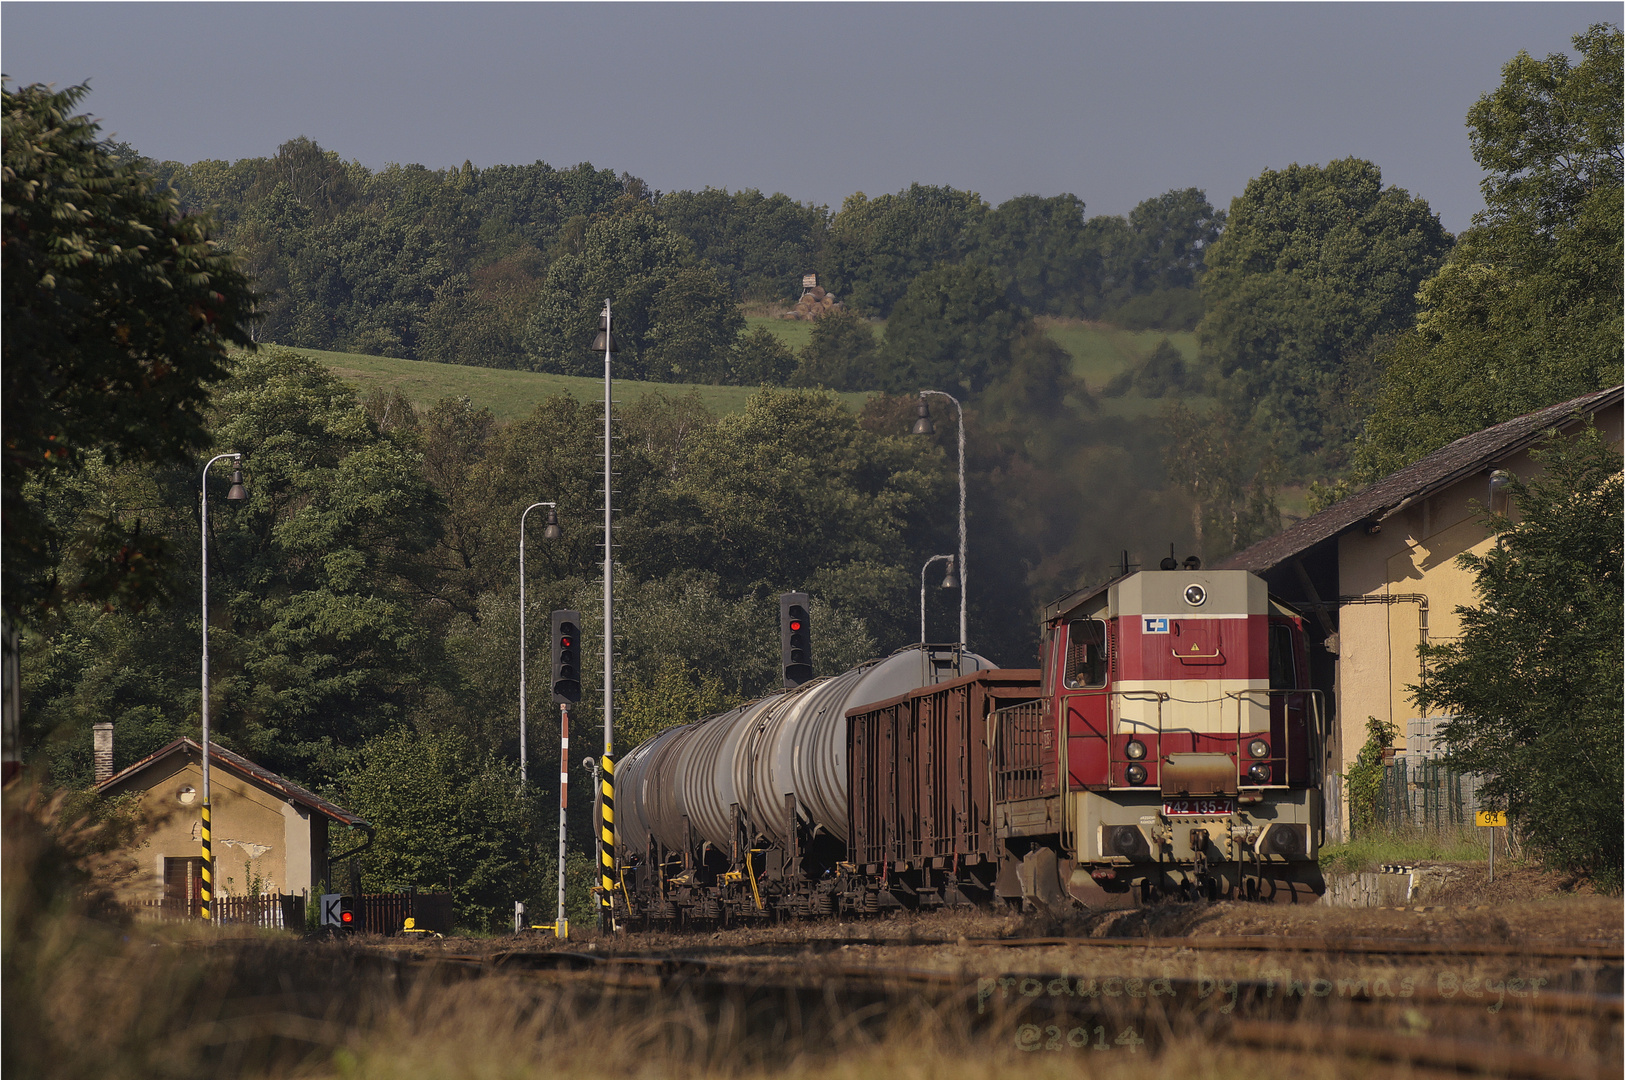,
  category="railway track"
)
[413,943,1622,1080]
[531,933,1623,964]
